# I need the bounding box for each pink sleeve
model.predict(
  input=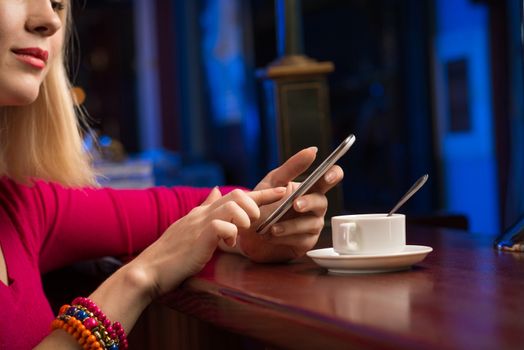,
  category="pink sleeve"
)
[32,181,239,272]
